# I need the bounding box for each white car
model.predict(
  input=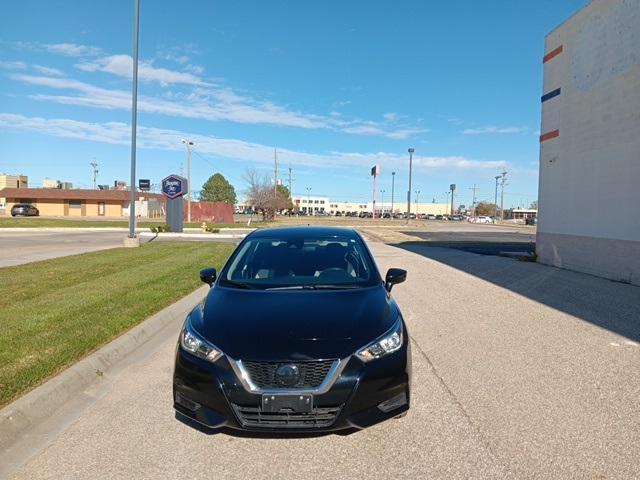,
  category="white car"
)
[469,216,494,224]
